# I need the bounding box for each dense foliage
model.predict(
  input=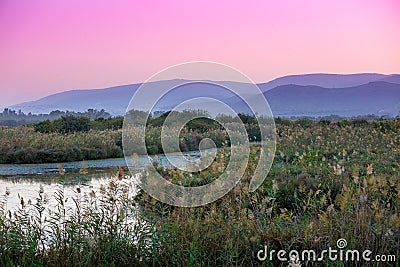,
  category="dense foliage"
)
[33,116,123,133]
[0,111,264,163]
[2,117,400,164]
[0,108,111,126]
[0,127,123,163]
